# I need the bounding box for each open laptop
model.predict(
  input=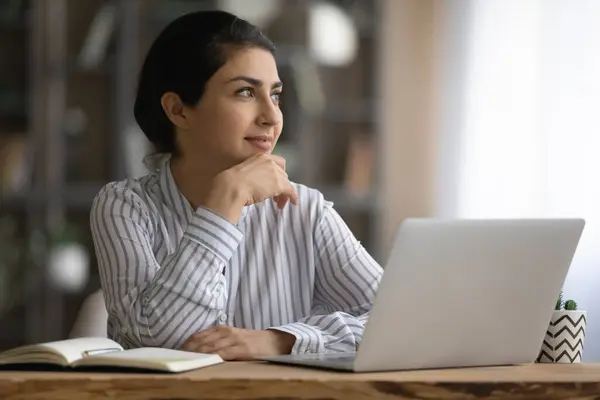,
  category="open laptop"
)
[259,218,585,372]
